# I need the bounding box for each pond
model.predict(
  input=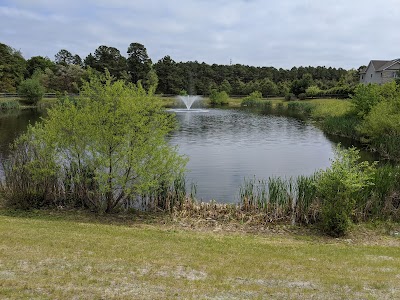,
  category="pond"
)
[0,108,374,203]
[169,108,339,202]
